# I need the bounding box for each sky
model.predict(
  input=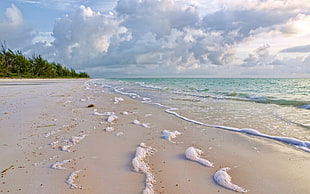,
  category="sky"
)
[1,0,310,78]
